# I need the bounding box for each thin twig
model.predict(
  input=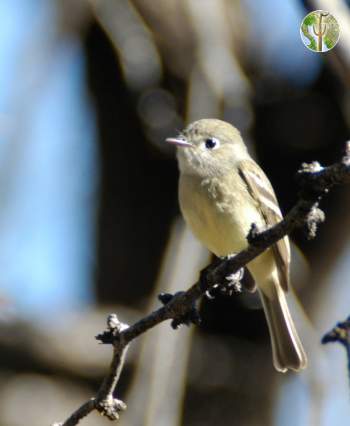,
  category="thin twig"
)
[55,143,350,425]
[53,400,95,426]
[322,316,350,389]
